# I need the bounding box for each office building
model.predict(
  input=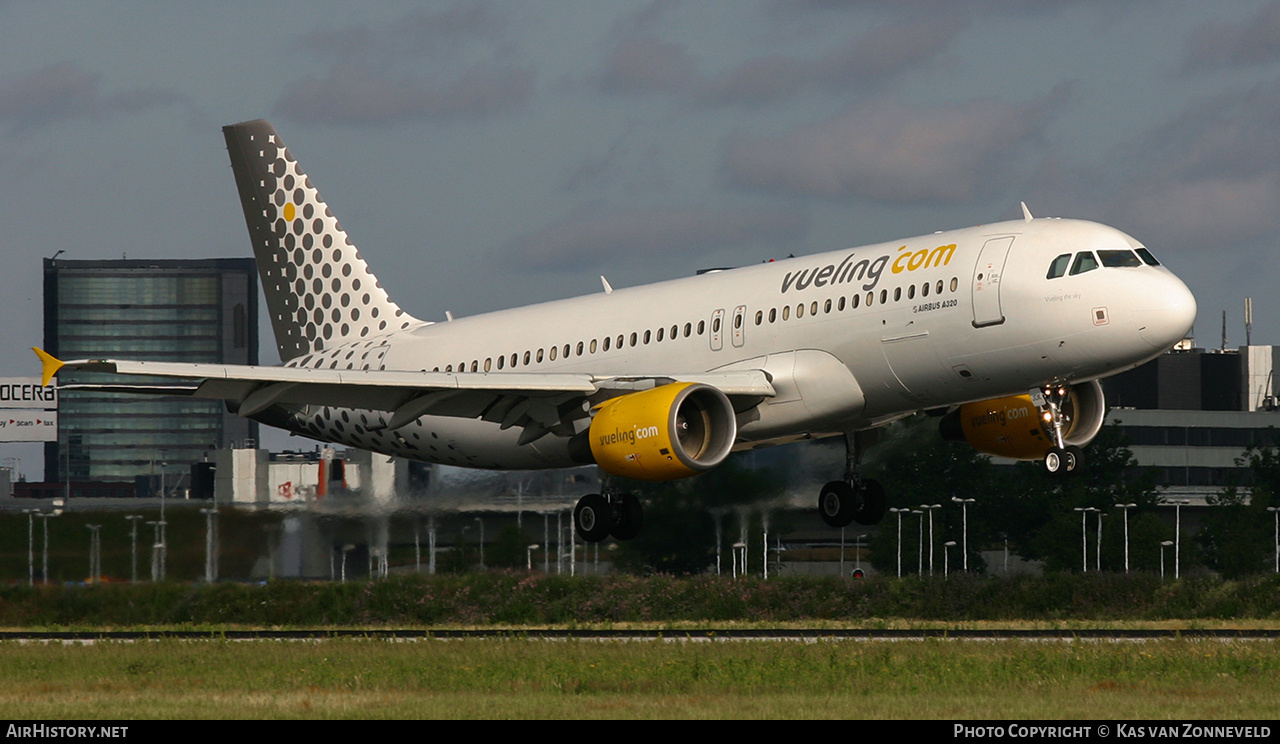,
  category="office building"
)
[42,257,259,487]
